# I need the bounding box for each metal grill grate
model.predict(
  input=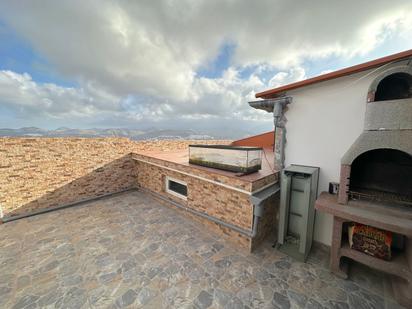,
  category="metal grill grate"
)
[349,189,412,207]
